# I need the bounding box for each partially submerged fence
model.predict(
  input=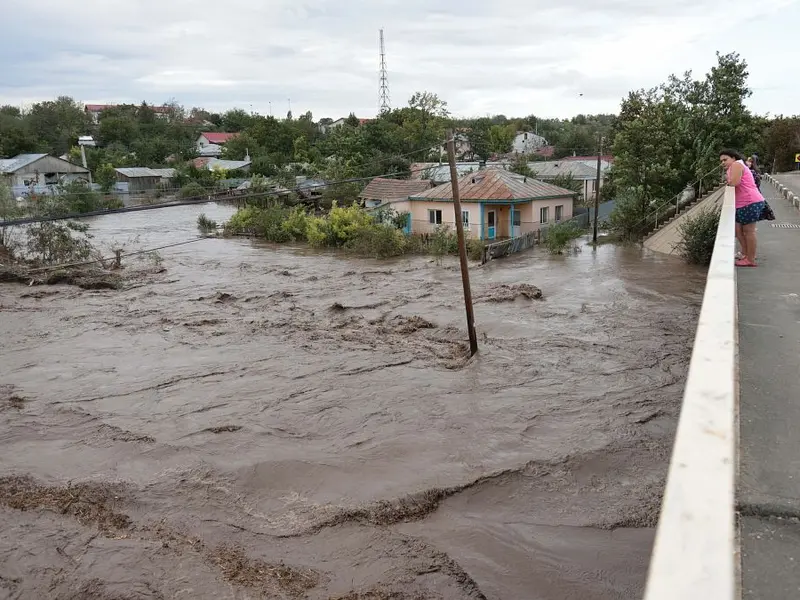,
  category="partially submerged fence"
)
[643,185,737,599]
[482,230,539,263]
[481,212,588,264]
